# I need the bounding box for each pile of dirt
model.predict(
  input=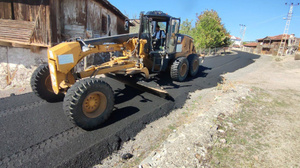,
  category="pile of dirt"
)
[0,46,48,98]
[0,63,36,98]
